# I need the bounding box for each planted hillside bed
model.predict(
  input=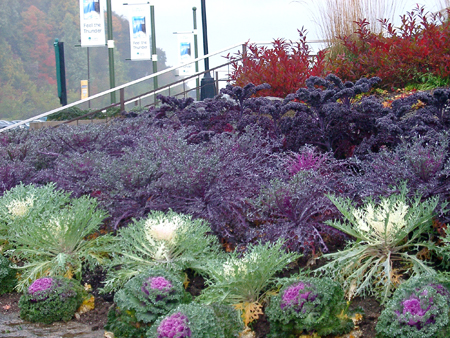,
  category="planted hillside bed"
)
[1,74,450,337]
